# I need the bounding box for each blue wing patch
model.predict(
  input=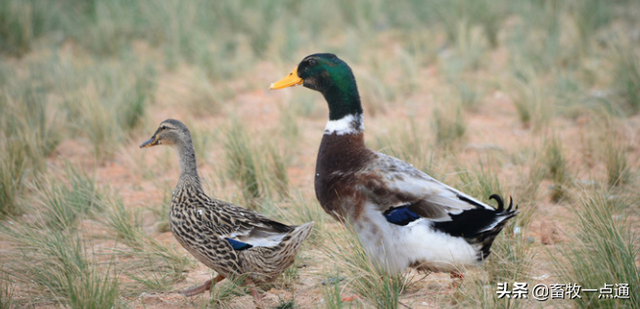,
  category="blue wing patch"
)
[383,206,421,226]
[225,238,253,251]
